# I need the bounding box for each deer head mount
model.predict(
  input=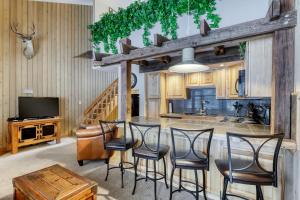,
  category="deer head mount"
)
[10,23,35,60]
